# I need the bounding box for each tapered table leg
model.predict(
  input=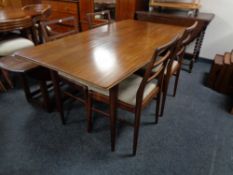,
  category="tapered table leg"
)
[50,70,65,124]
[109,85,118,152]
